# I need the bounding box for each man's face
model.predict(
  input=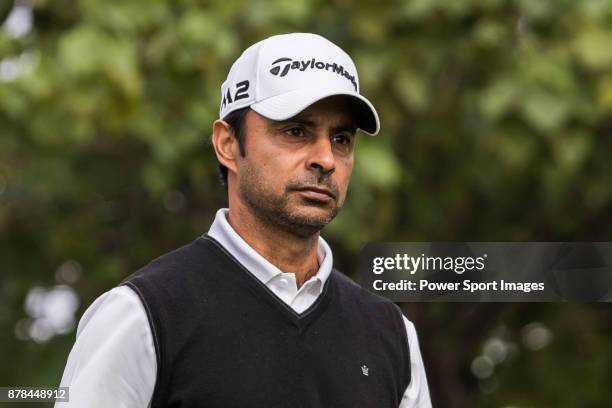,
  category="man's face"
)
[235,96,357,237]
